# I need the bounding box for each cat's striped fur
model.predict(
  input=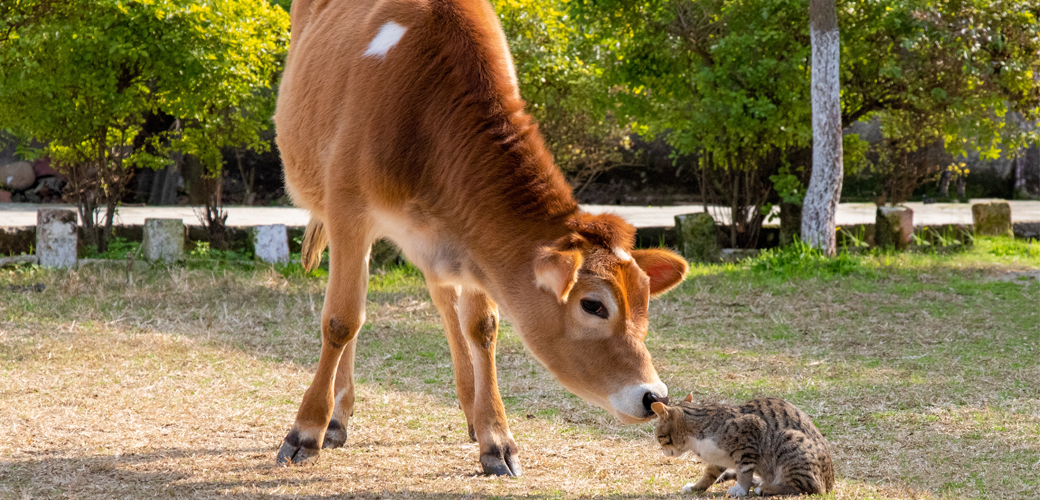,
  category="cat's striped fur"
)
[652,395,834,497]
